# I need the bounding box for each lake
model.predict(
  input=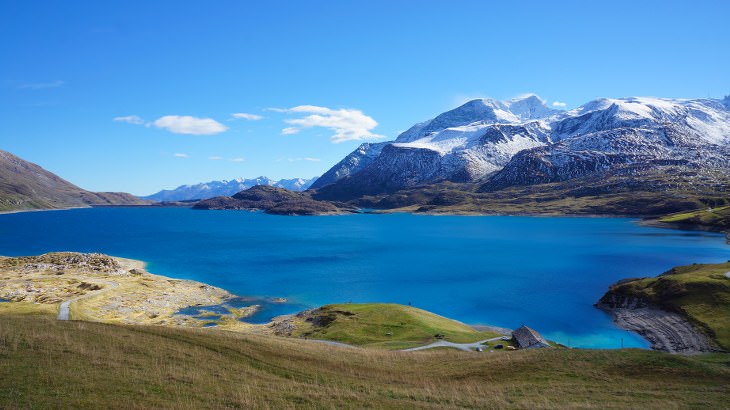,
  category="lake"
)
[2,207,729,349]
